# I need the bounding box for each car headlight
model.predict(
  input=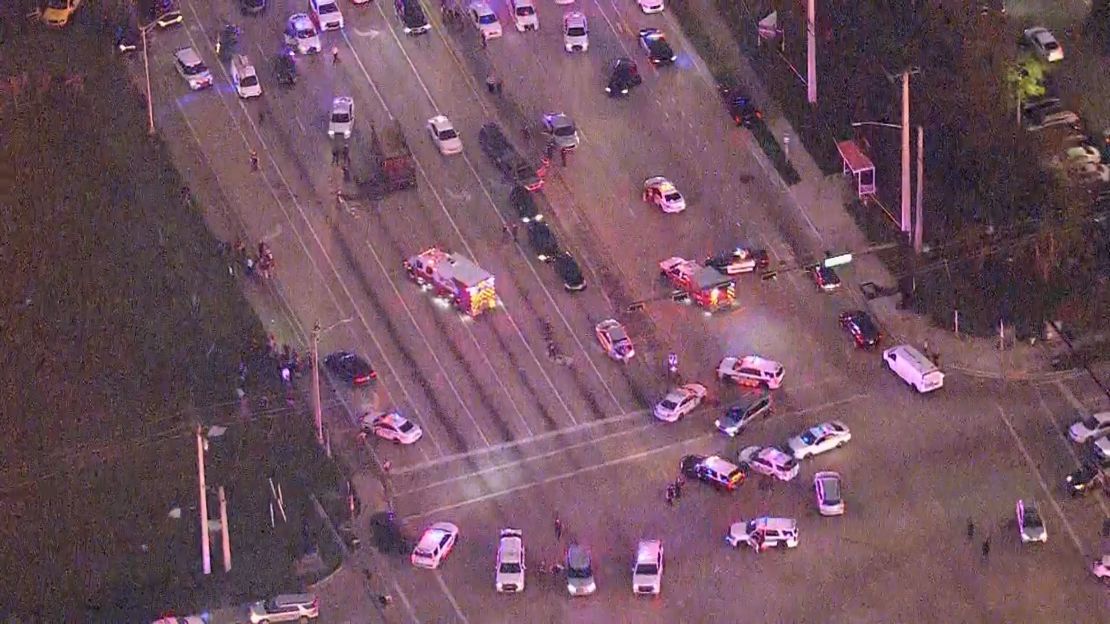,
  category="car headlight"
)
[621,88,628,94]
